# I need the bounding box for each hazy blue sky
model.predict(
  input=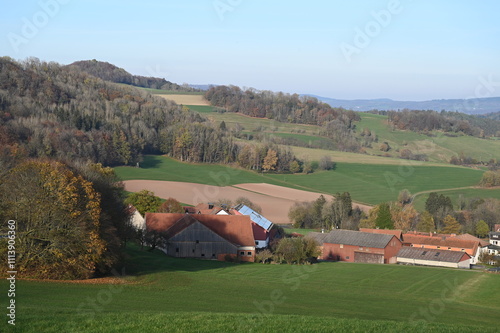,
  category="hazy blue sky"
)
[1,0,499,100]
